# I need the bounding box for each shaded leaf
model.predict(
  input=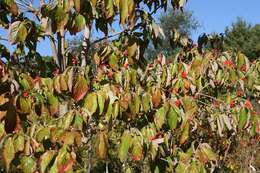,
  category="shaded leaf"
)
[167,107,178,130]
